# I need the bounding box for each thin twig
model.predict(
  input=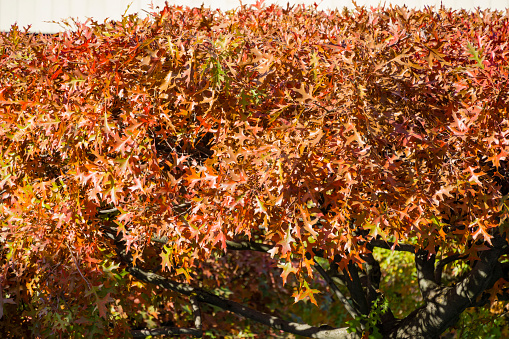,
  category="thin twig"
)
[66,243,92,291]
